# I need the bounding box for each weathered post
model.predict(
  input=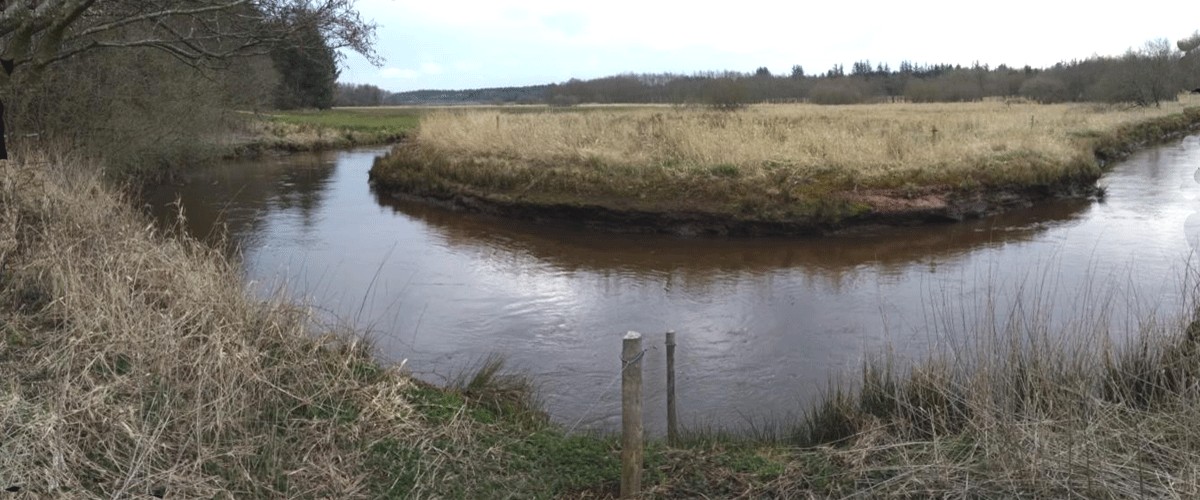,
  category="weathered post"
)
[621,331,643,498]
[665,330,678,446]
